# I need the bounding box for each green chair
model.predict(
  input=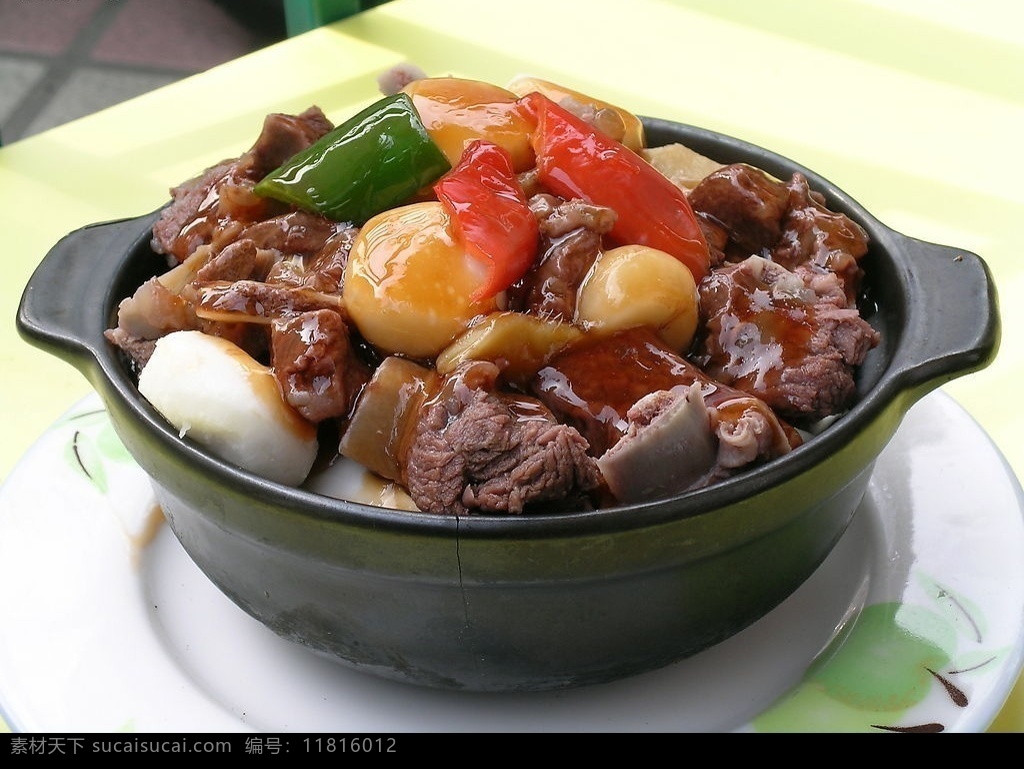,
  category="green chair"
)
[283,0,391,36]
